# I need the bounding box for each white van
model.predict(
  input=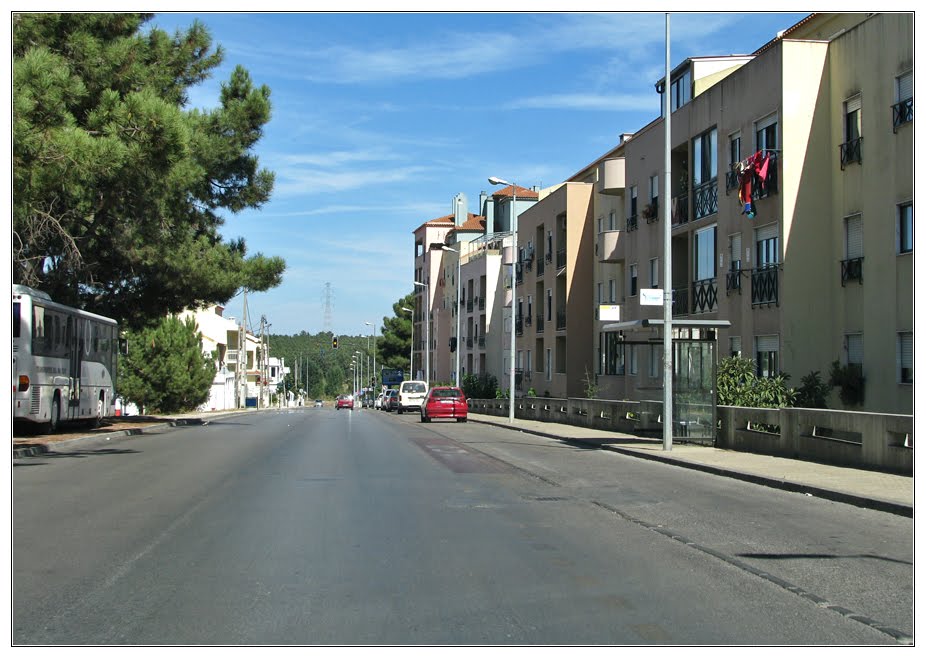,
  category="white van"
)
[397,380,429,414]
